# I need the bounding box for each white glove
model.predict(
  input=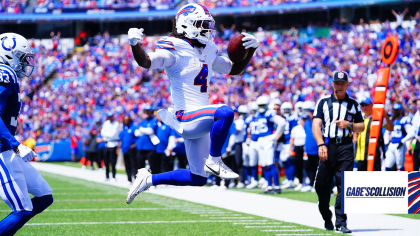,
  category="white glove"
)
[17,144,37,162]
[134,129,143,137]
[128,28,144,46]
[241,32,259,49]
